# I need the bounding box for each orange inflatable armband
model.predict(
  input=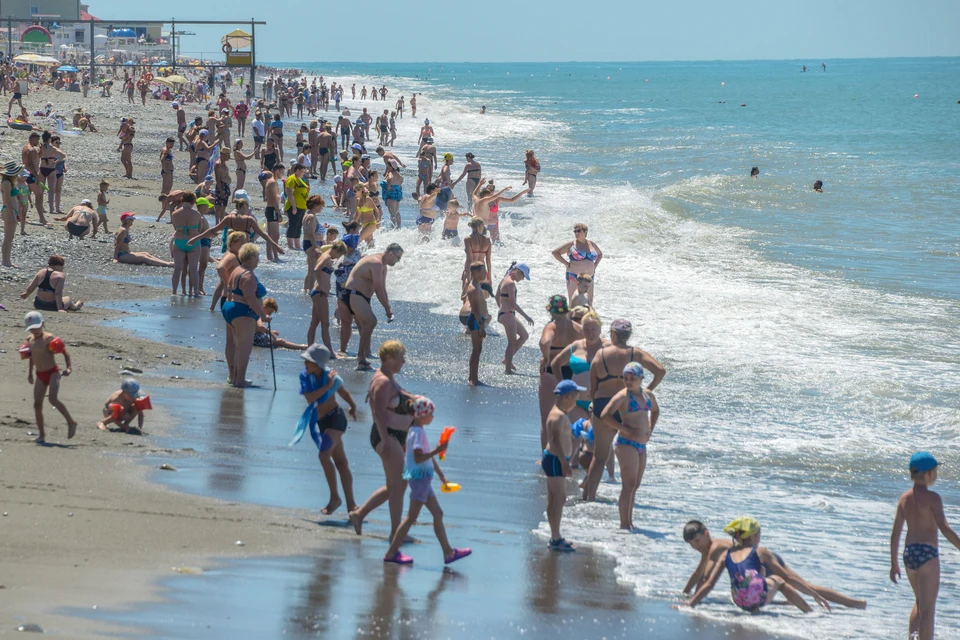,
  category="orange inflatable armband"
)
[134,396,152,411]
[48,337,65,354]
[438,426,456,461]
[109,403,124,420]
[18,341,31,360]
